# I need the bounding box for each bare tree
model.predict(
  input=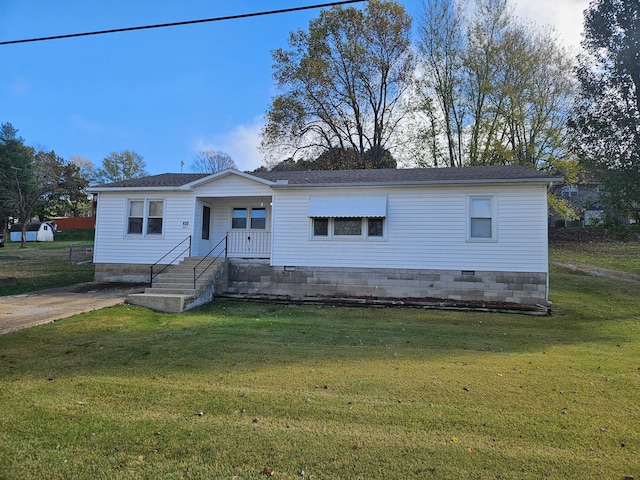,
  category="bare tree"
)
[416,0,574,169]
[191,150,237,174]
